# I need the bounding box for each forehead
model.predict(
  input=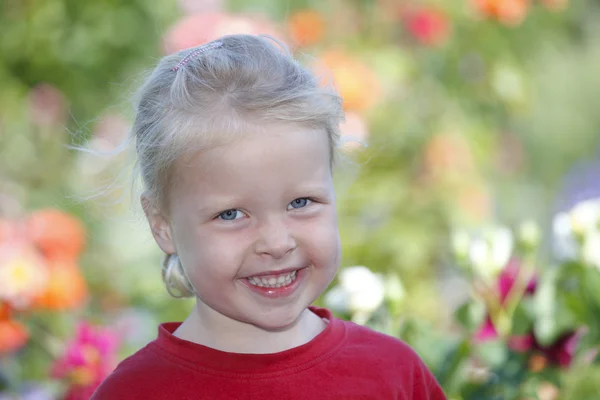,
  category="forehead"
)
[170,124,332,196]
